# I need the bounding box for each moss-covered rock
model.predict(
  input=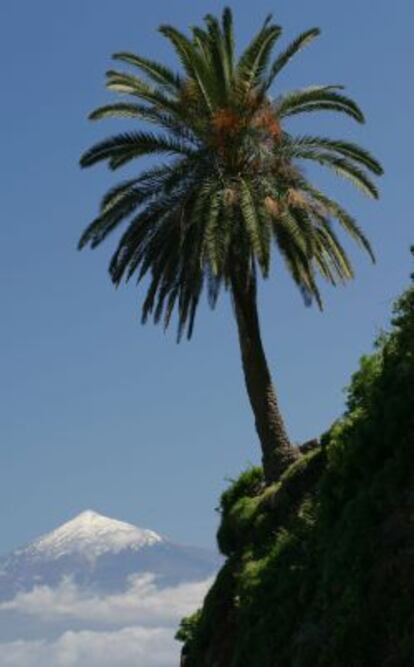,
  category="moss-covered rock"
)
[178,282,414,666]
